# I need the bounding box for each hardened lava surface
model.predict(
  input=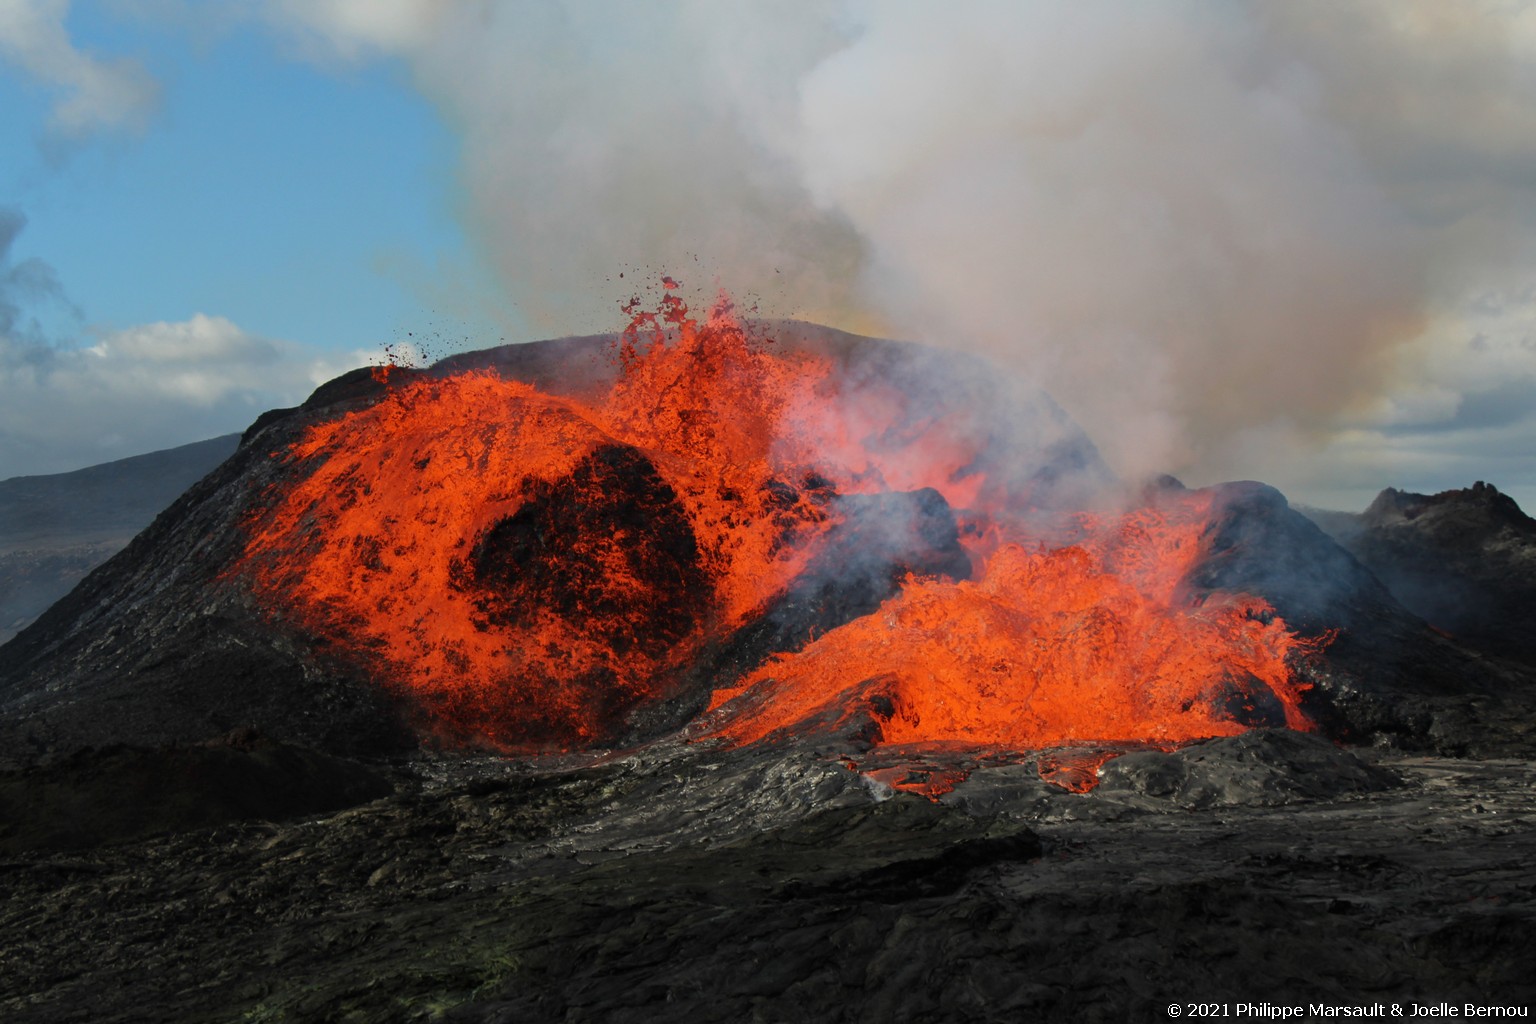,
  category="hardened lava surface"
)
[1,732,1533,1023]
